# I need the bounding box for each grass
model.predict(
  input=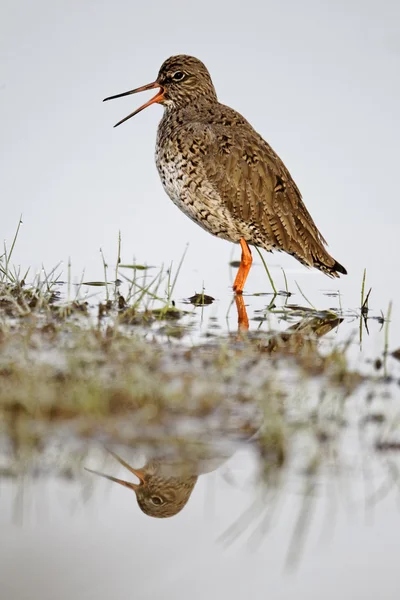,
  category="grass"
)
[383,301,393,377]
[255,244,278,295]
